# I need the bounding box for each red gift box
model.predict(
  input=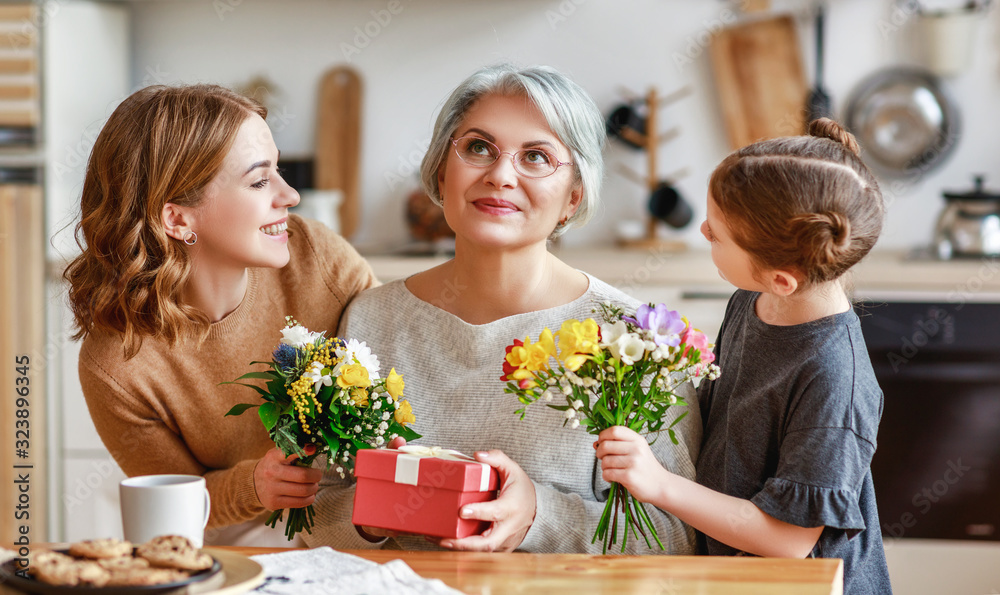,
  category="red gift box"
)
[351,446,500,539]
